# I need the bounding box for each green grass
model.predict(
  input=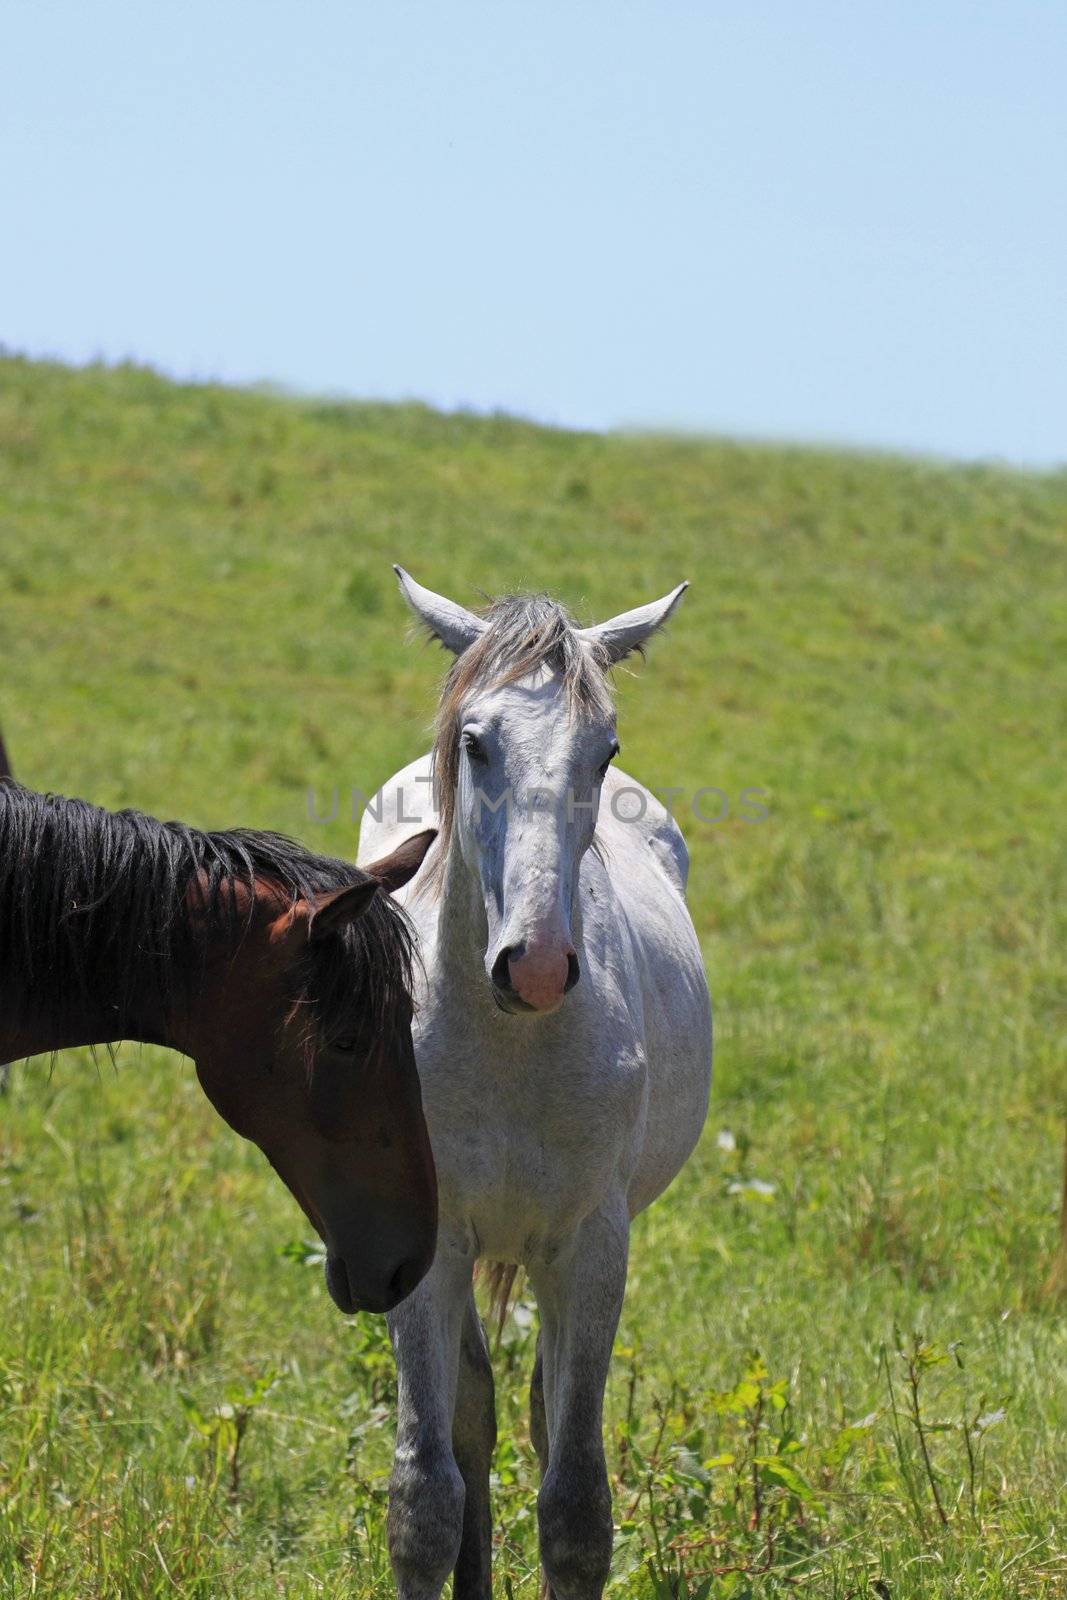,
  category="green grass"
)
[2,353,1067,1596]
